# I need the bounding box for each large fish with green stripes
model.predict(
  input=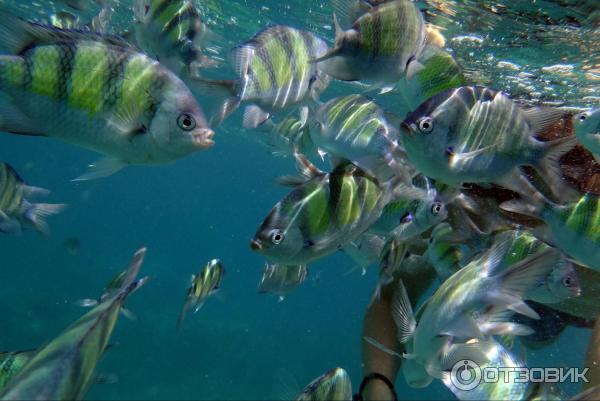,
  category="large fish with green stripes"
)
[573,108,600,163]
[250,156,399,266]
[0,247,149,401]
[0,162,65,235]
[205,25,330,126]
[312,94,411,182]
[400,86,577,201]
[132,0,216,78]
[177,258,225,330]
[0,350,35,392]
[0,13,214,180]
[501,192,600,271]
[314,0,426,89]
[295,367,352,401]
